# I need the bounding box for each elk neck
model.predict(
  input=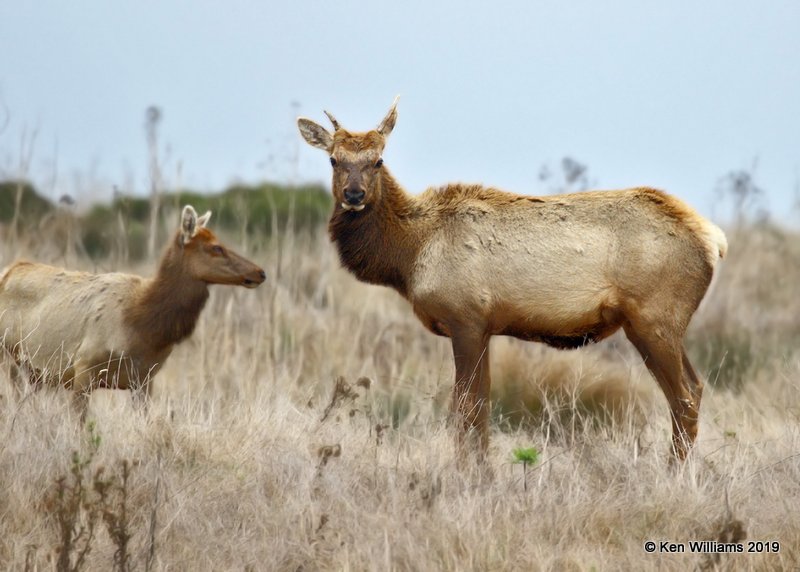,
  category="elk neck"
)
[328,168,425,297]
[124,233,210,353]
